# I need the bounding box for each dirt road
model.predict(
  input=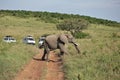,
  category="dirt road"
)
[14,50,64,80]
